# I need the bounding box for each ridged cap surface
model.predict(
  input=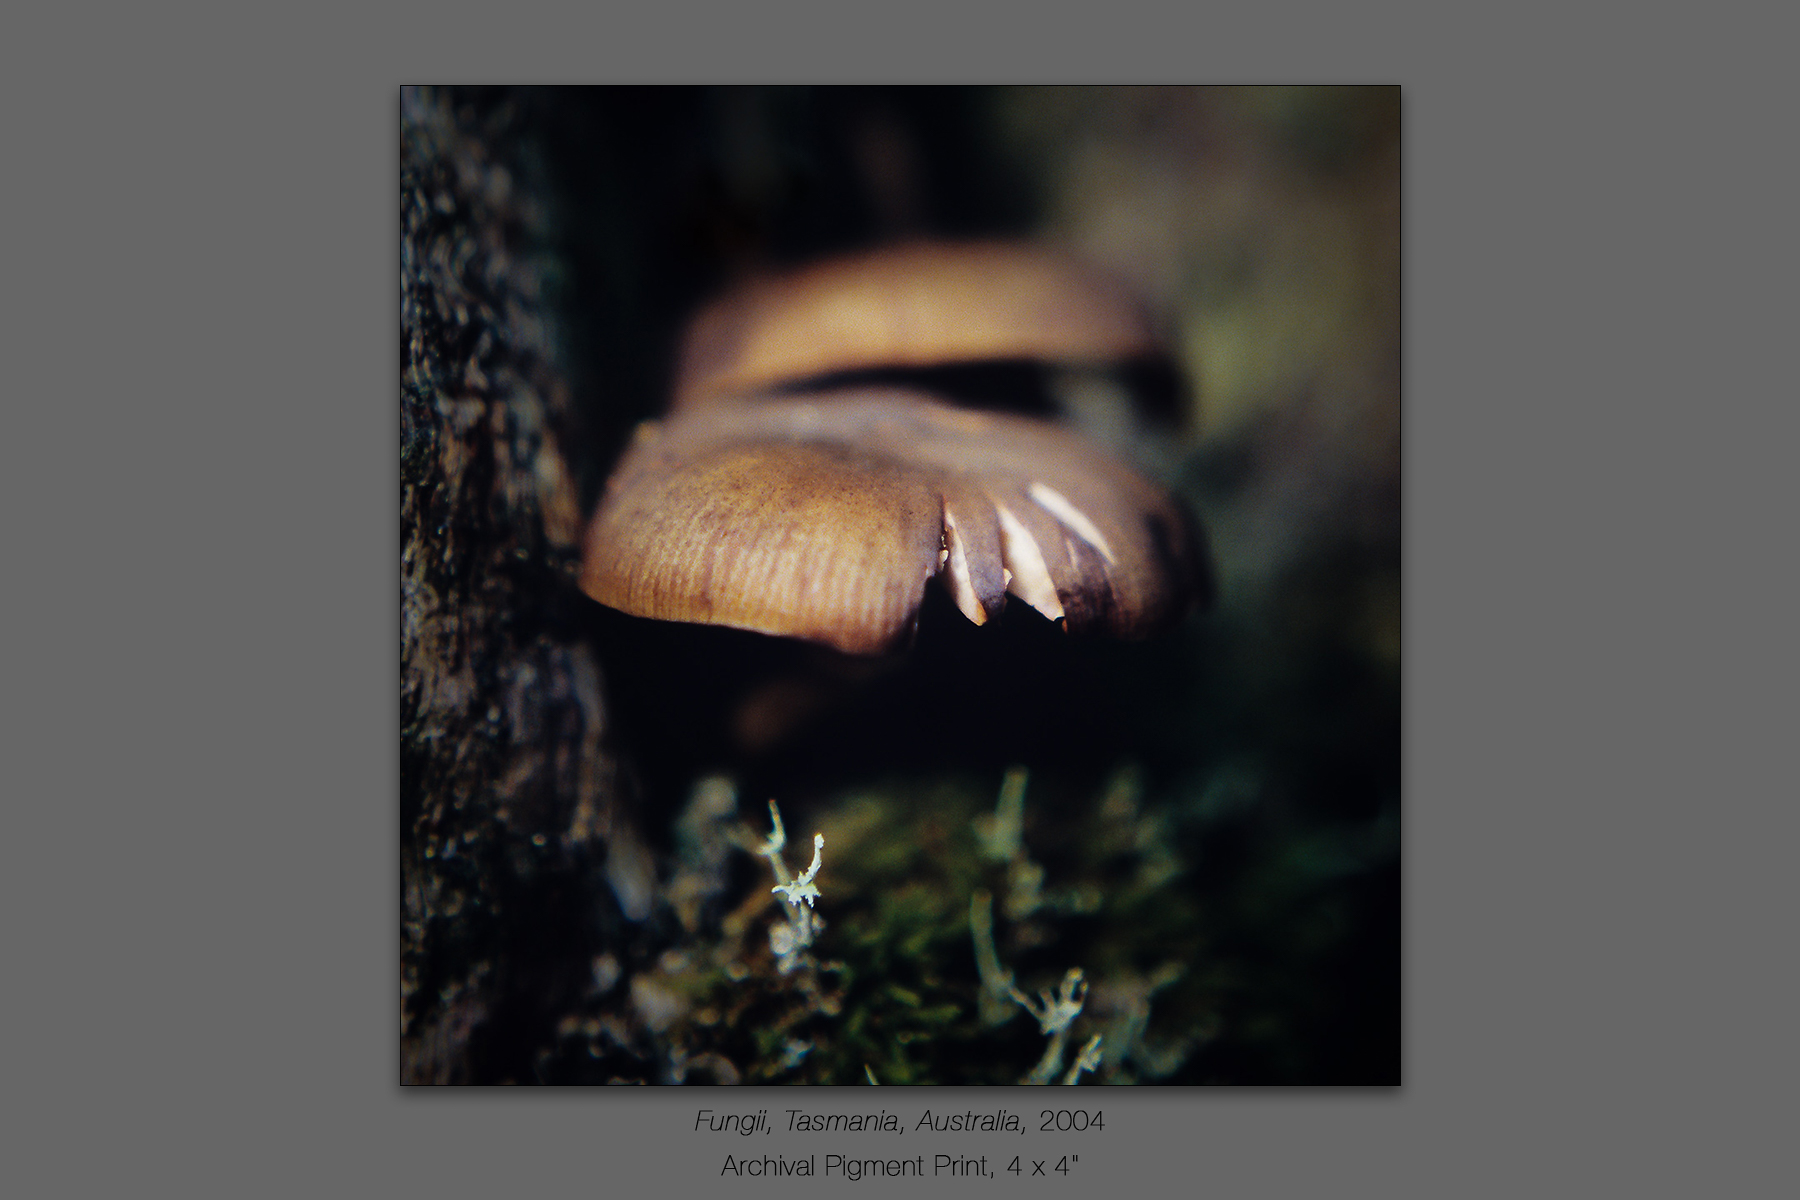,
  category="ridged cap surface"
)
[580,391,1206,654]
